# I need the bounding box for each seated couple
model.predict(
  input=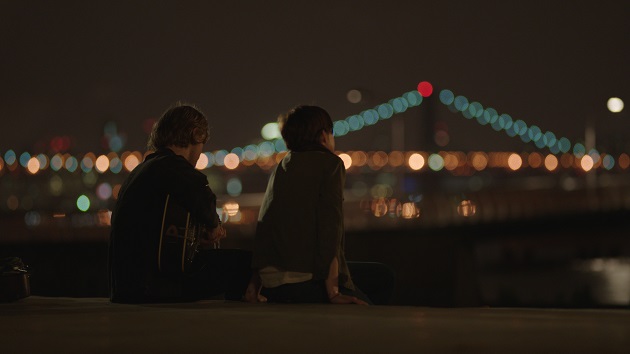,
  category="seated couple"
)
[108,103,394,305]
